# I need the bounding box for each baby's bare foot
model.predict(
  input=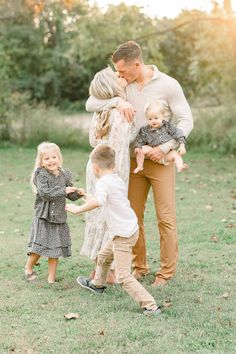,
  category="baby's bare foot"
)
[177,163,189,172]
[133,167,143,174]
